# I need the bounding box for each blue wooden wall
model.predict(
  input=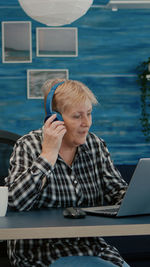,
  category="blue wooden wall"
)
[0,0,150,164]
